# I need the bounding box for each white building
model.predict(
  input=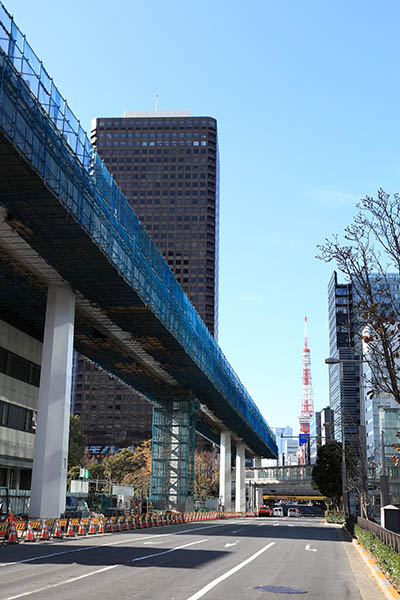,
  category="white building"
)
[0,319,40,489]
